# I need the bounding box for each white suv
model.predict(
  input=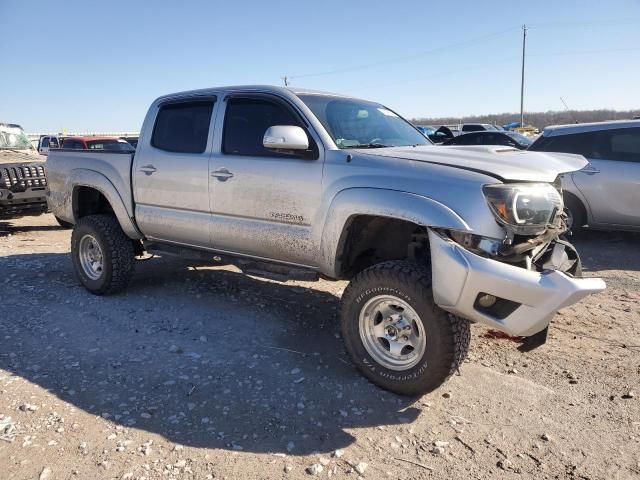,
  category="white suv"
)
[529,120,640,232]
